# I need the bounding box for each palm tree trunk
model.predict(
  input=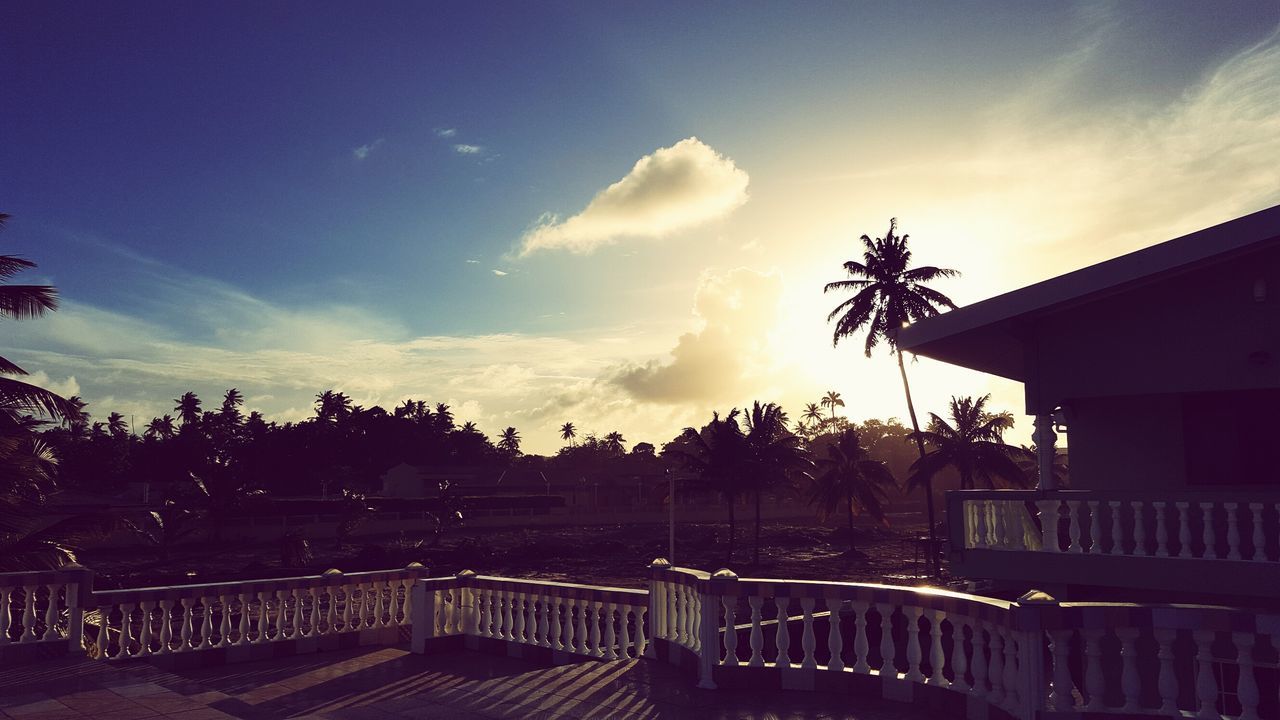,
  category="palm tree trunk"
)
[753,490,761,566]
[727,494,736,563]
[846,495,856,552]
[896,349,938,576]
